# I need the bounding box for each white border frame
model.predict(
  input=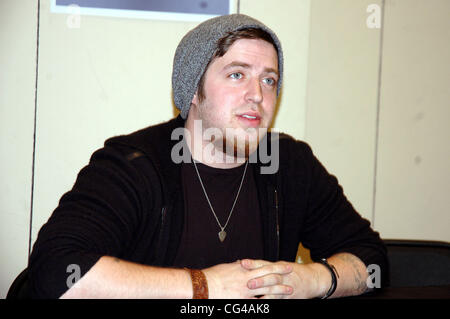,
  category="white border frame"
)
[50,0,236,22]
